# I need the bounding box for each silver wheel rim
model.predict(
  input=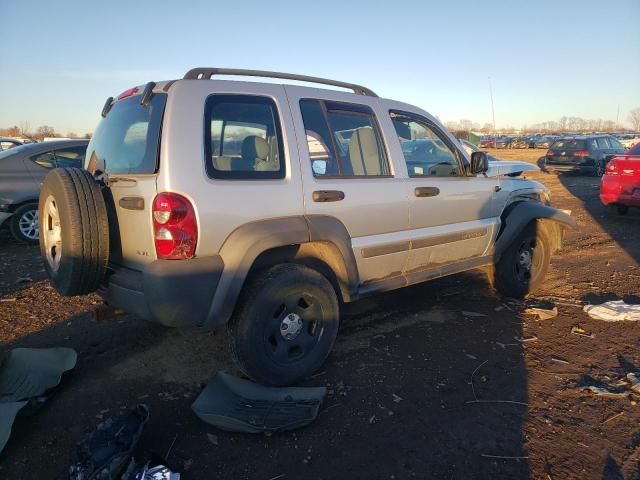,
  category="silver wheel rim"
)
[43,196,62,272]
[18,208,39,240]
